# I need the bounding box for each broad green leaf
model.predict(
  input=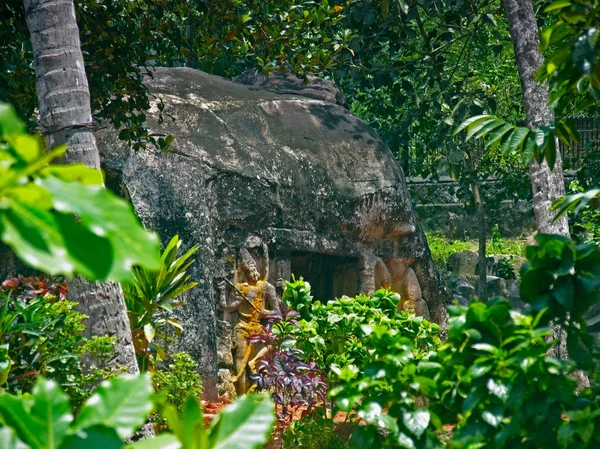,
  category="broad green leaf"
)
[0,378,73,449]
[0,103,25,136]
[397,432,416,449]
[465,118,495,141]
[129,434,181,449]
[0,393,41,448]
[540,25,554,51]
[544,1,572,13]
[482,407,504,428]
[61,426,122,449]
[29,378,74,449]
[567,333,593,368]
[551,188,600,220]
[0,201,74,275]
[12,135,41,163]
[0,427,28,449]
[38,176,161,281]
[40,164,104,185]
[487,379,508,401]
[2,184,53,209]
[143,323,156,343]
[508,127,531,152]
[522,133,537,163]
[75,374,153,440]
[470,119,506,141]
[552,277,574,309]
[454,115,495,135]
[485,124,514,148]
[556,118,580,145]
[535,127,549,149]
[208,393,275,449]
[55,212,114,279]
[178,395,206,449]
[351,426,377,449]
[545,132,557,170]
